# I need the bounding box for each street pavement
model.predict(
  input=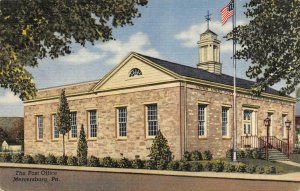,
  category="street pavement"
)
[0,166,300,191]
